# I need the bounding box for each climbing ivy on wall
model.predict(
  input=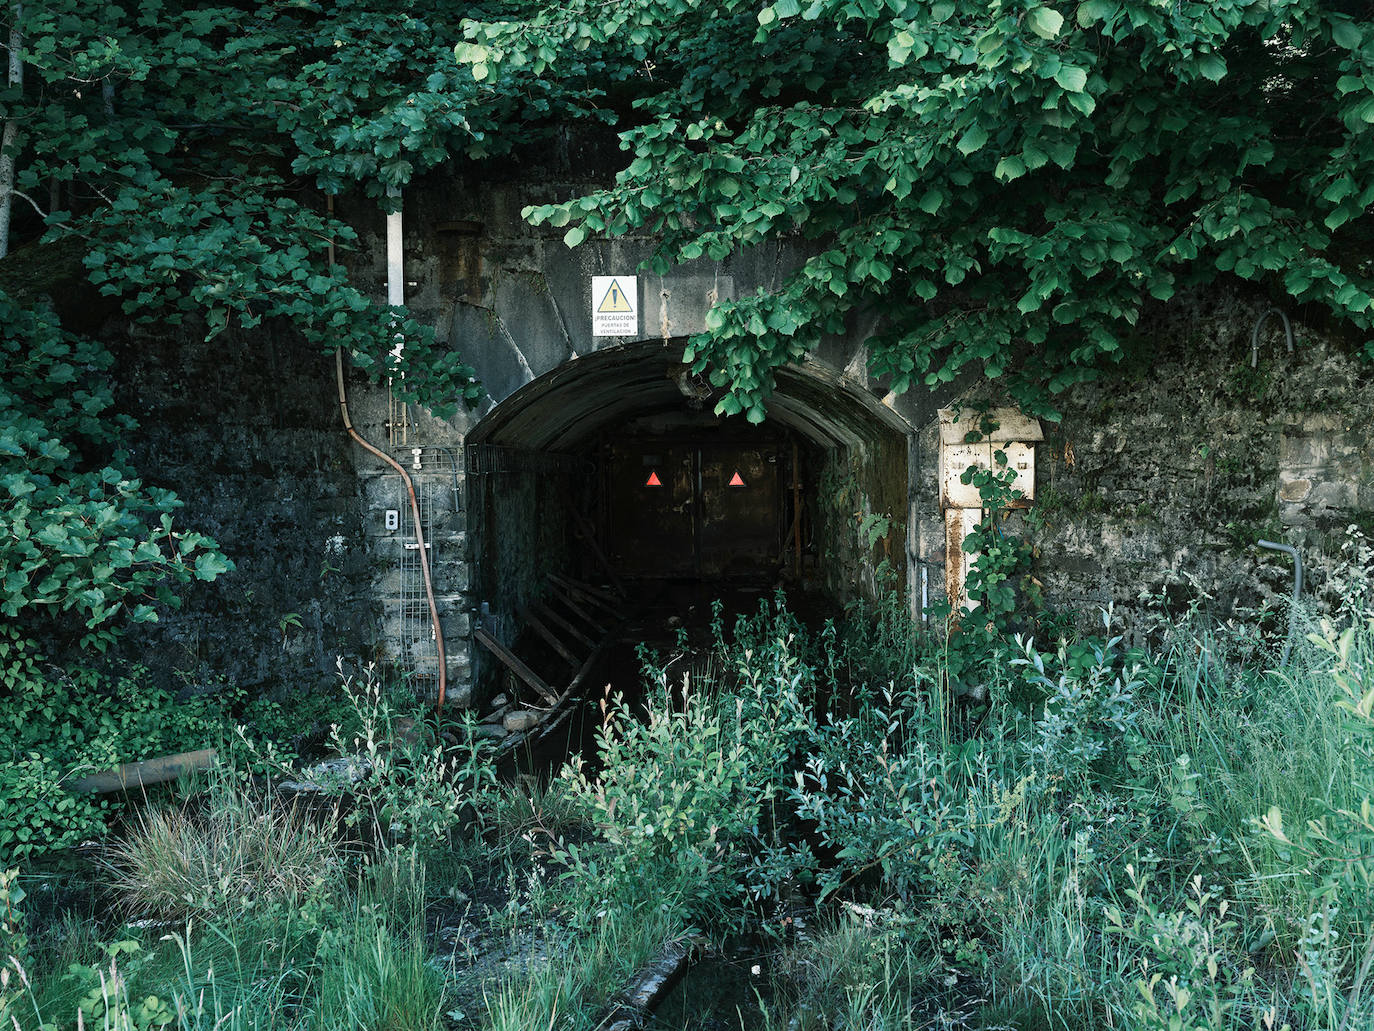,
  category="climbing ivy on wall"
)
[0,0,612,637]
[0,1,549,416]
[3,0,1371,635]
[458,0,1374,422]
[0,291,224,638]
